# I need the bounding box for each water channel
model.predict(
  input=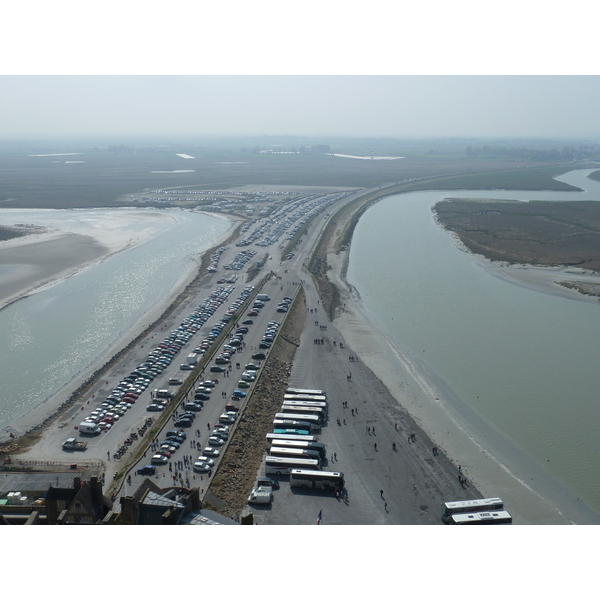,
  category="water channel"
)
[346,169,600,513]
[0,208,229,433]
